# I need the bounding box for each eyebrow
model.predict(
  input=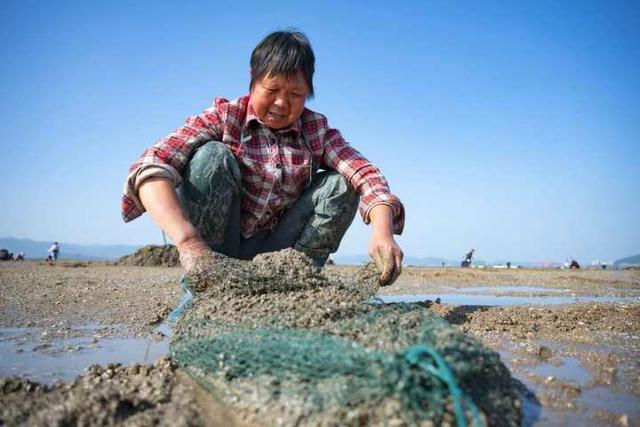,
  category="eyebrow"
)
[263,82,306,92]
